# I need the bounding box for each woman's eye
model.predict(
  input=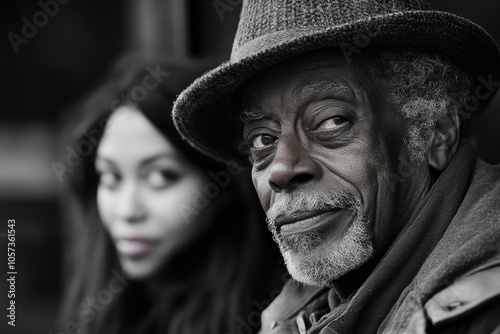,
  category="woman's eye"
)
[147,170,180,189]
[316,116,348,131]
[99,172,120,189]
[251,134,277,149]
